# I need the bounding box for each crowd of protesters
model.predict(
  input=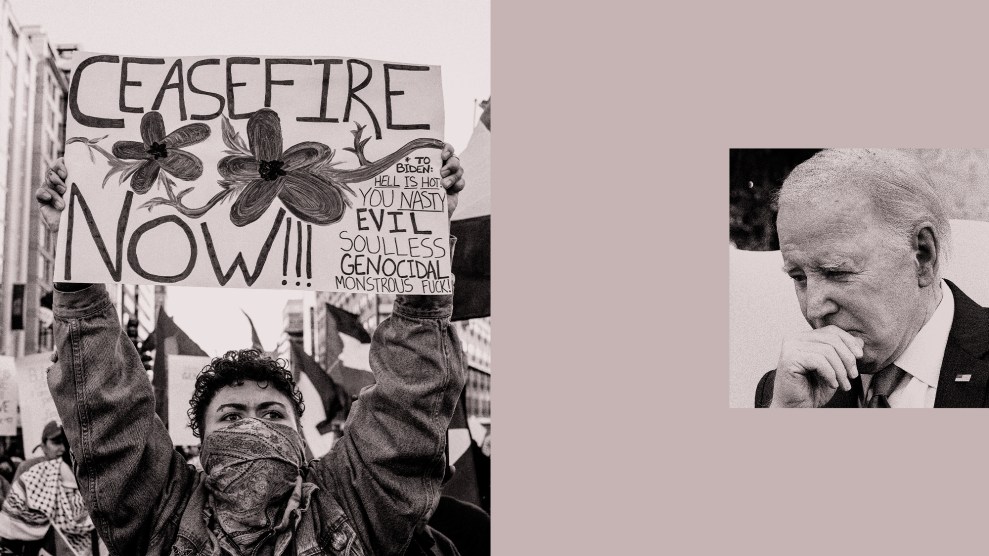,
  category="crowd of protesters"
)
[0,146,489,556]
[0,422,104,555]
